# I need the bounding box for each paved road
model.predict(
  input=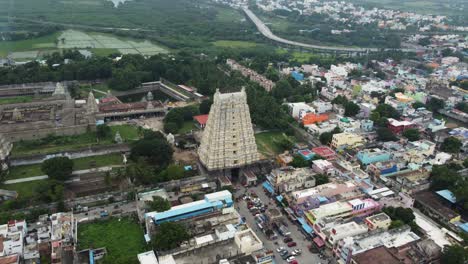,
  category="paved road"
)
[3,175,49,184]
[235,184,324,264]
[243,7,420,53]
[74,201,137,222]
